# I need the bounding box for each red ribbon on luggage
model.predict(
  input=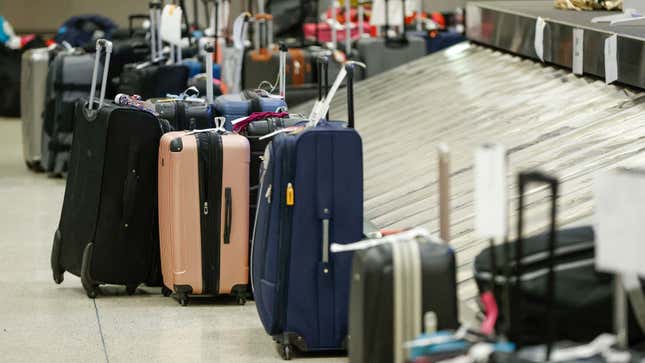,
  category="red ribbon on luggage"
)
[480,291,499,336]
[232,112,289,133]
